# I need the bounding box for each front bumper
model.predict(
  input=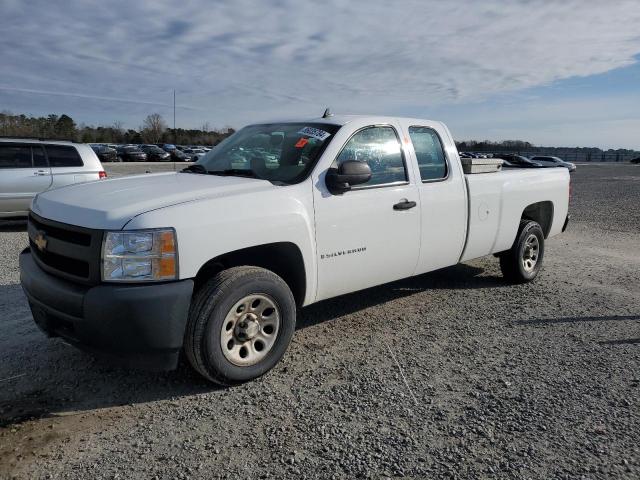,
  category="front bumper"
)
[20,249,193,370]
[562,214,571,232]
